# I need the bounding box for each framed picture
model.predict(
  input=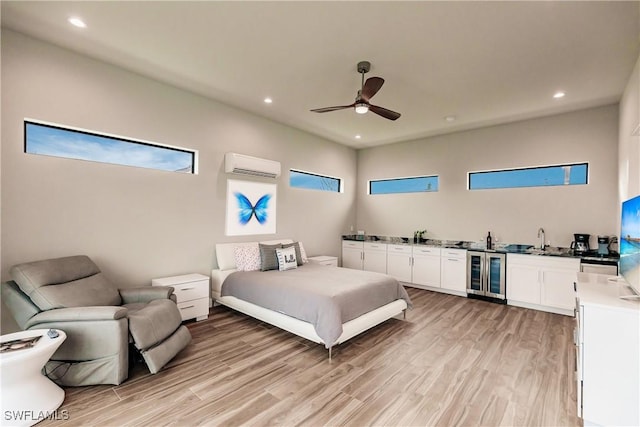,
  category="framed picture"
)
[226,179,277,236]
